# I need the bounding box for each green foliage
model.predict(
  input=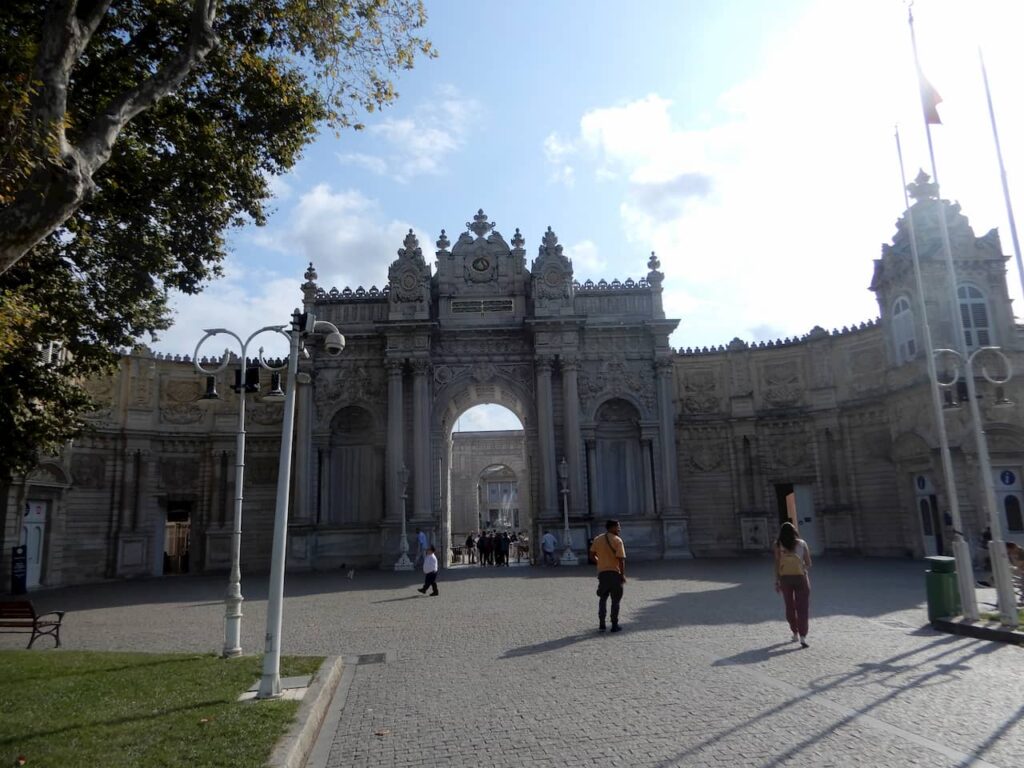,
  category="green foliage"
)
[0,651,326,768]
[0,0,433,476]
